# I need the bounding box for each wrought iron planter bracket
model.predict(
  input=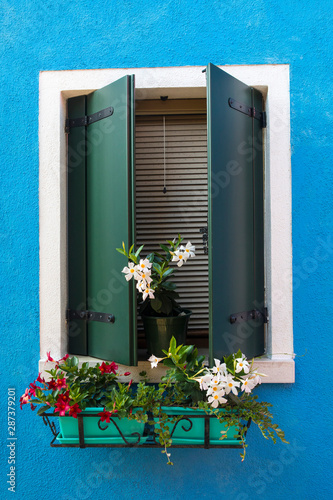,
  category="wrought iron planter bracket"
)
[41,411,250,450]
